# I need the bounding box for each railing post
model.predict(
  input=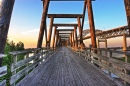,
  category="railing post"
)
[90,48,93,63]
[124,54,130,85]
[98,49,101,69]
[108,51,112,76]
[25,53,29,75]
[12,55,17,86]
